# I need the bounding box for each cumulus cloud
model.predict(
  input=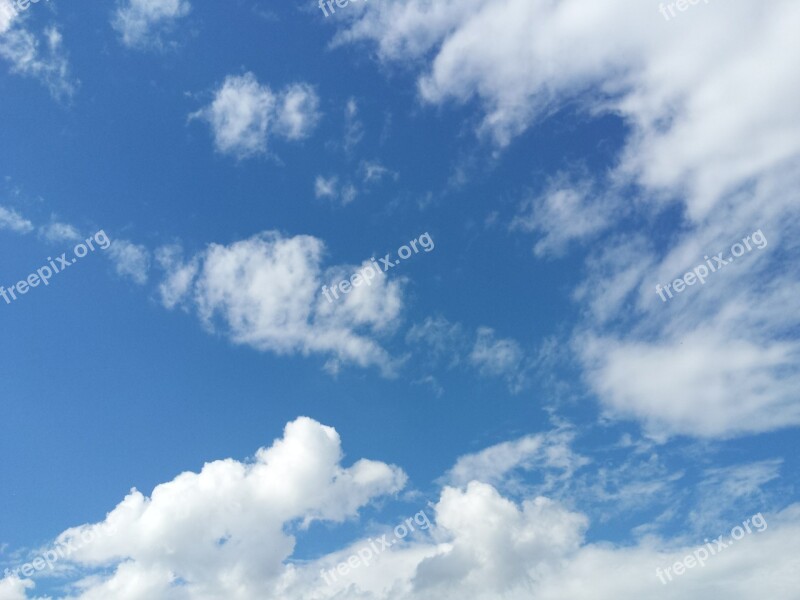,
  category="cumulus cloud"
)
[3,418,798,600]
[112,0,190,49]
[191,73,321,158]
[0,417,407,599]
[156,231,405,375]
[0,576,33,600]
